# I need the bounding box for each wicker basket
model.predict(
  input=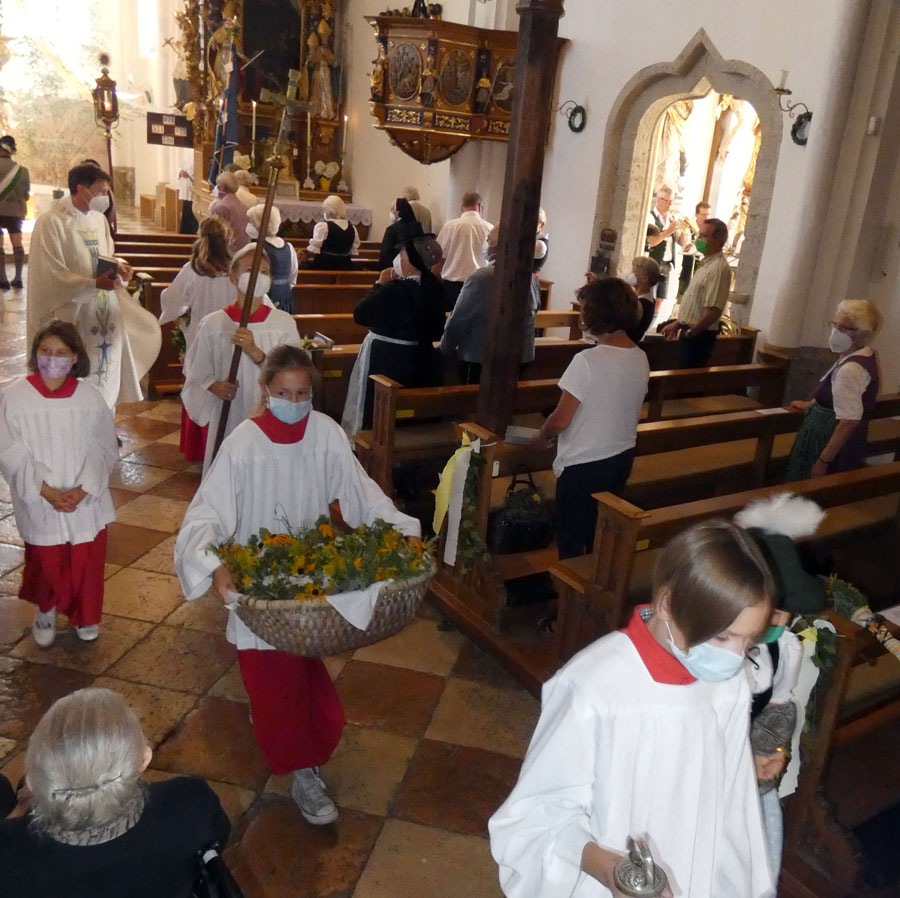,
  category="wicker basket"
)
[234,562,435,657]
